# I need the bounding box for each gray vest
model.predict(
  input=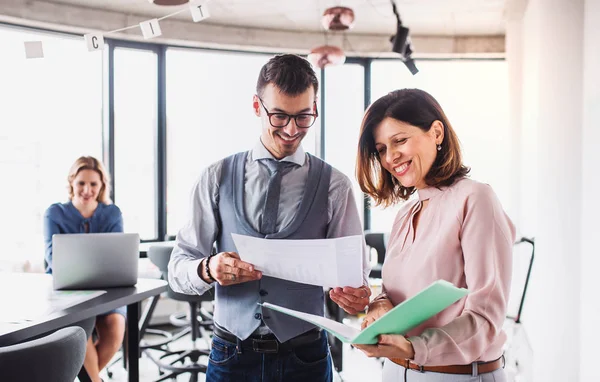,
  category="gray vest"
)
[215,151,332,342]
